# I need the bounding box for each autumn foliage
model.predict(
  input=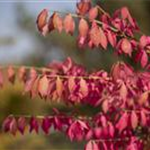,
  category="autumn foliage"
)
[2,0,150,150]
